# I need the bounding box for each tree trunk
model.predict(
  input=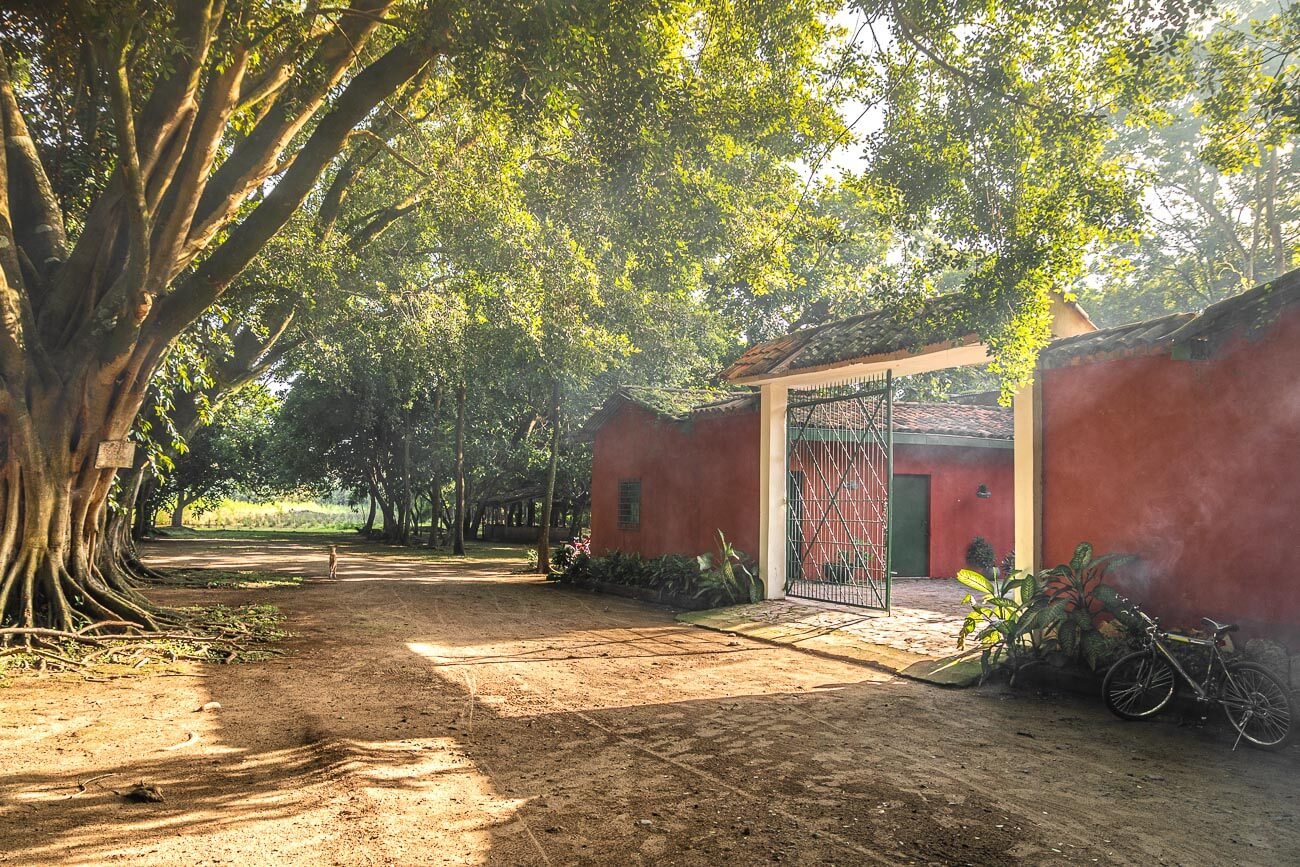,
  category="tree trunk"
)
[440,497,453,536]
[568,502,583,539]
[374,458,400,541]
[1265,148,1286,277]
[376,492,397,540]
[362,491,376,535]
[132,474,155,541]
[425,389,443,548]
[0,396,166,631]
[98,463,167,586]
[469,503,485,541]
[536,379,561,574]
[453,382,466,556]
[425,488,441,547]
[398,419,412,545]
[170,484,186,528]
